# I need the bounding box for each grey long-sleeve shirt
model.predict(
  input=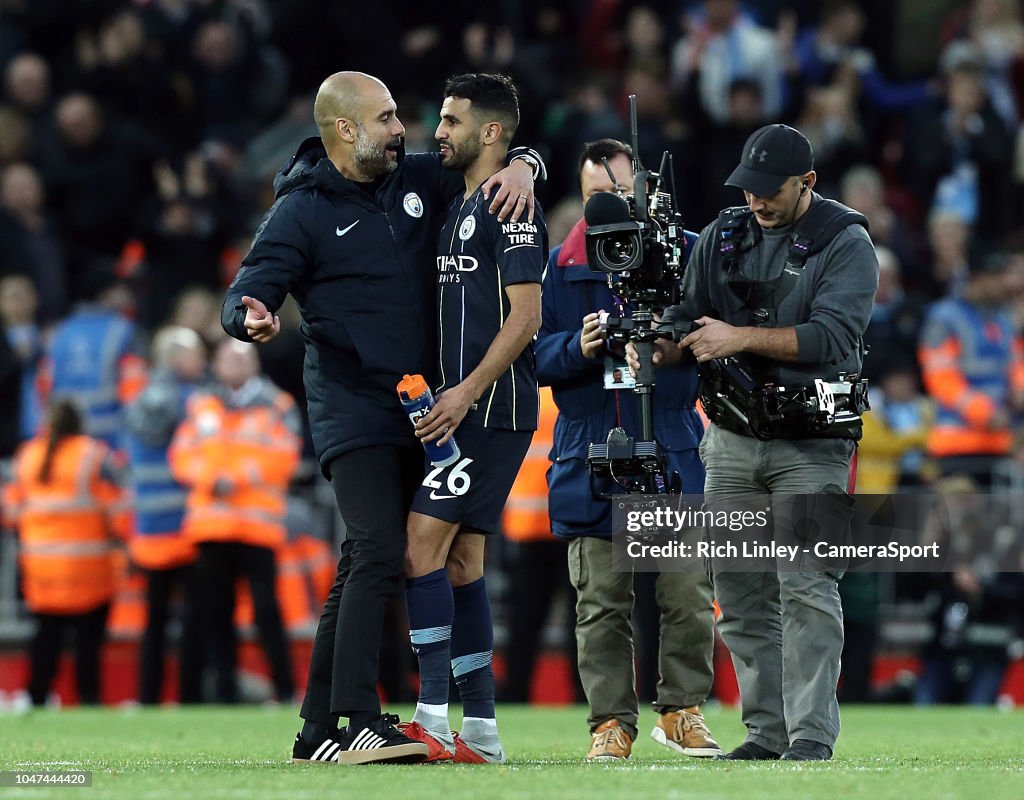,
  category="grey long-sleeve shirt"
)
[664,197,879,387]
